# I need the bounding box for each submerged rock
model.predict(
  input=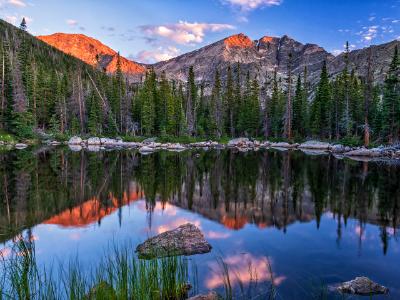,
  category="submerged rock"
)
[188,292,219,300]
[299,141,331,150]
[136,223,212,259]
[336,277,389,295]
[68,136,83,145]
